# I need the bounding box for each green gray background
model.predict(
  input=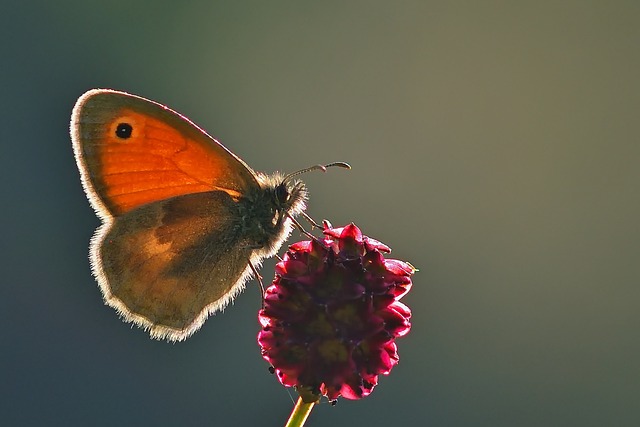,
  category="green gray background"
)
[2,2,638,426]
